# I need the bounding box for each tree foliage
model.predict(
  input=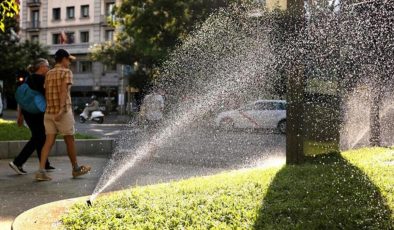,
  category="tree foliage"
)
[0,17,49,107]
[90,0,235,89]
